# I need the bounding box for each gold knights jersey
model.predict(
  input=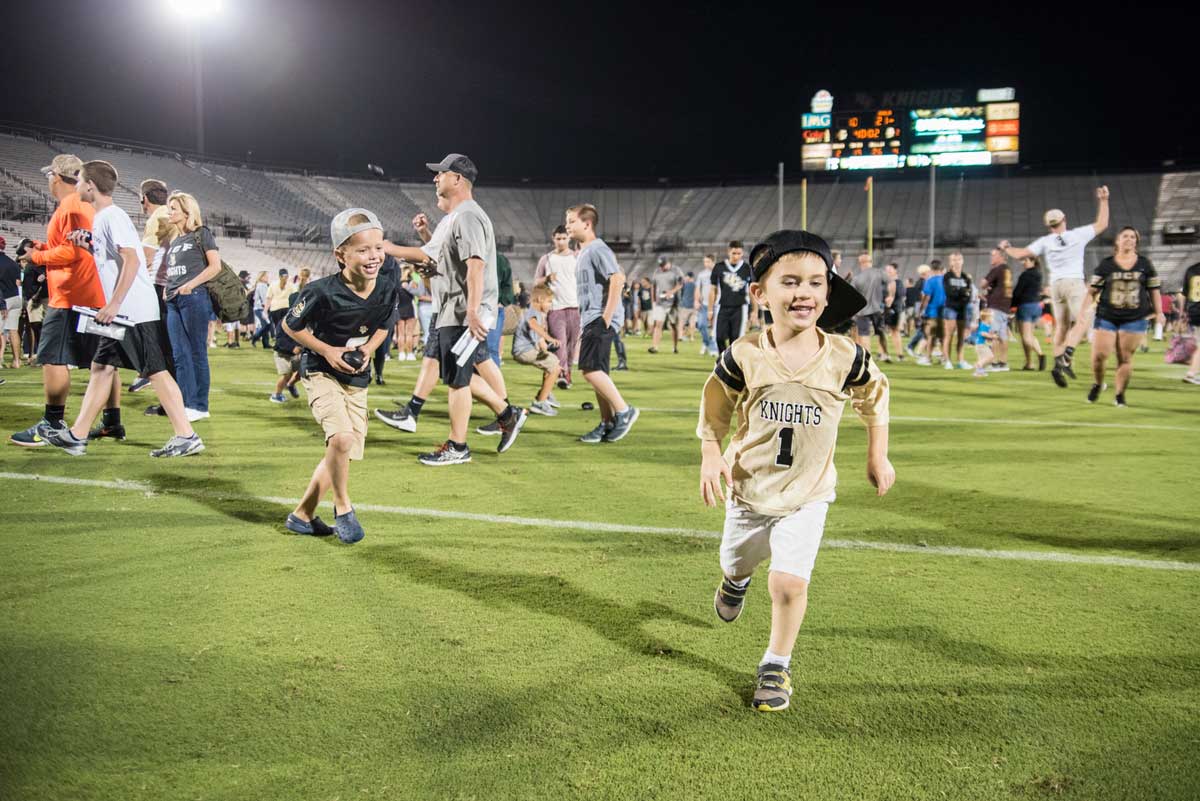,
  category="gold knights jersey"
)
[697,330,889,516]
